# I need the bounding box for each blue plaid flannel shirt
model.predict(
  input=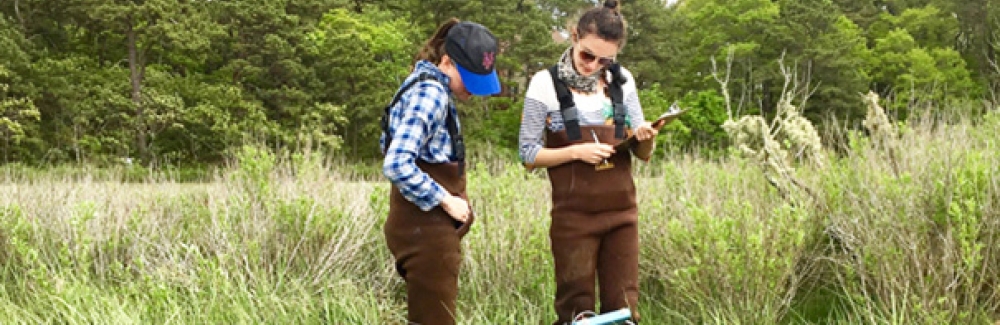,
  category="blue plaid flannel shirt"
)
[380,61,461,211]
